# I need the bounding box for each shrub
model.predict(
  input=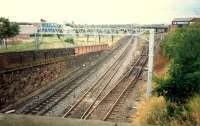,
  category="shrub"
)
[155,23,200,104]
[64,38,74,44]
